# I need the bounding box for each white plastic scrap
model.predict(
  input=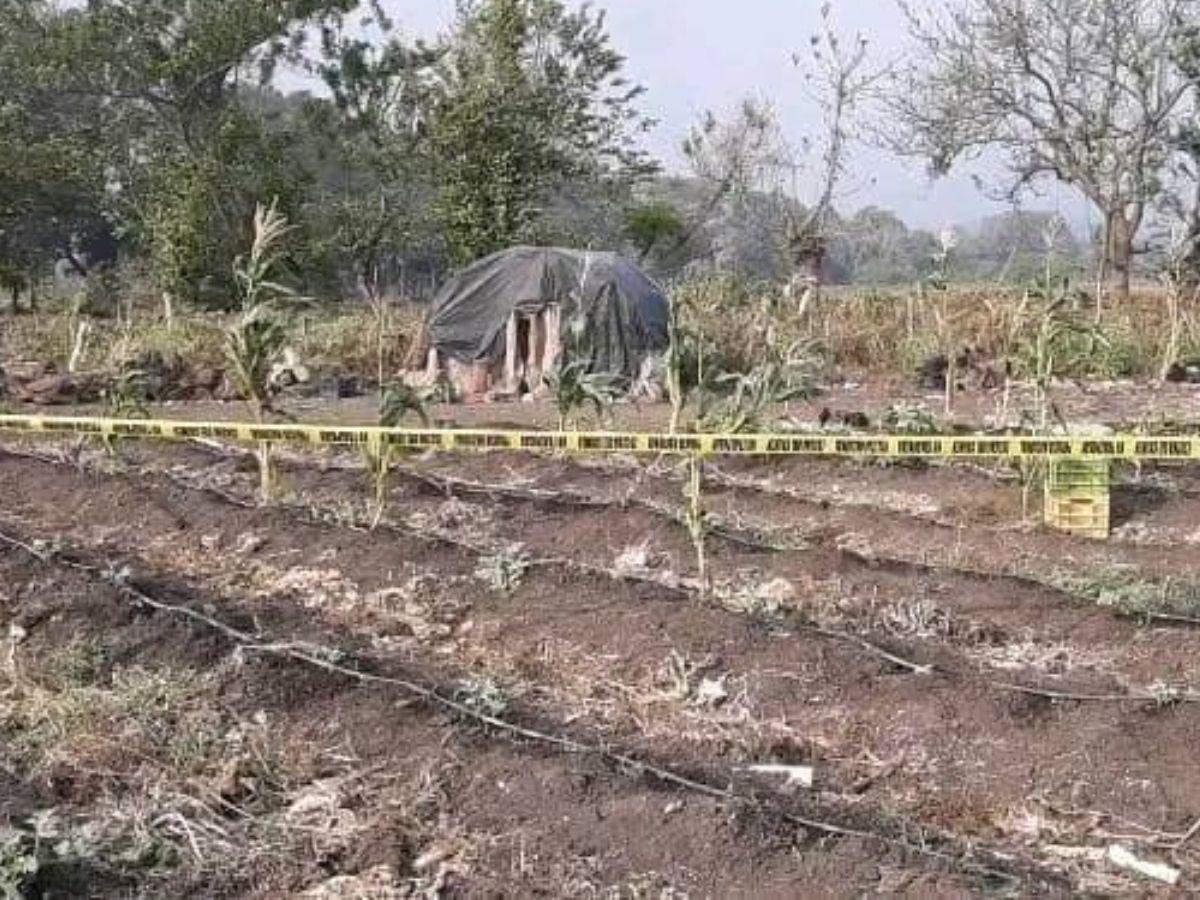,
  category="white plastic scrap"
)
[691,677,729,708]
[739,764,815,789]
[1107,844,1180,886]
